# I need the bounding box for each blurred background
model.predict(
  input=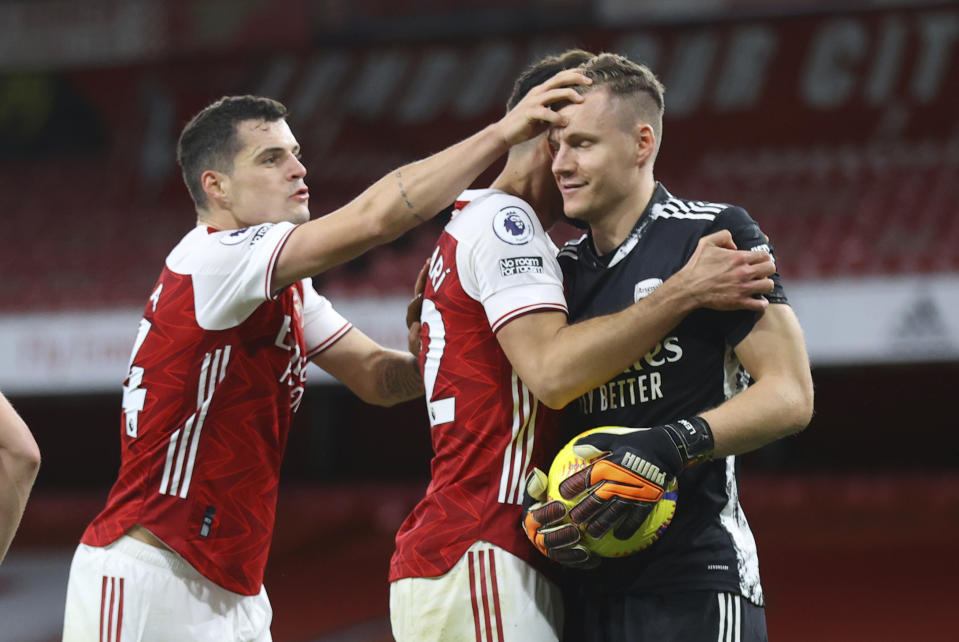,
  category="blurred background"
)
[1,0,958,640]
